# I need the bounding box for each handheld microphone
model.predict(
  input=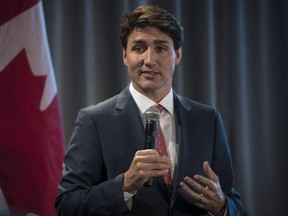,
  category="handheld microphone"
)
[143,107,160,186]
